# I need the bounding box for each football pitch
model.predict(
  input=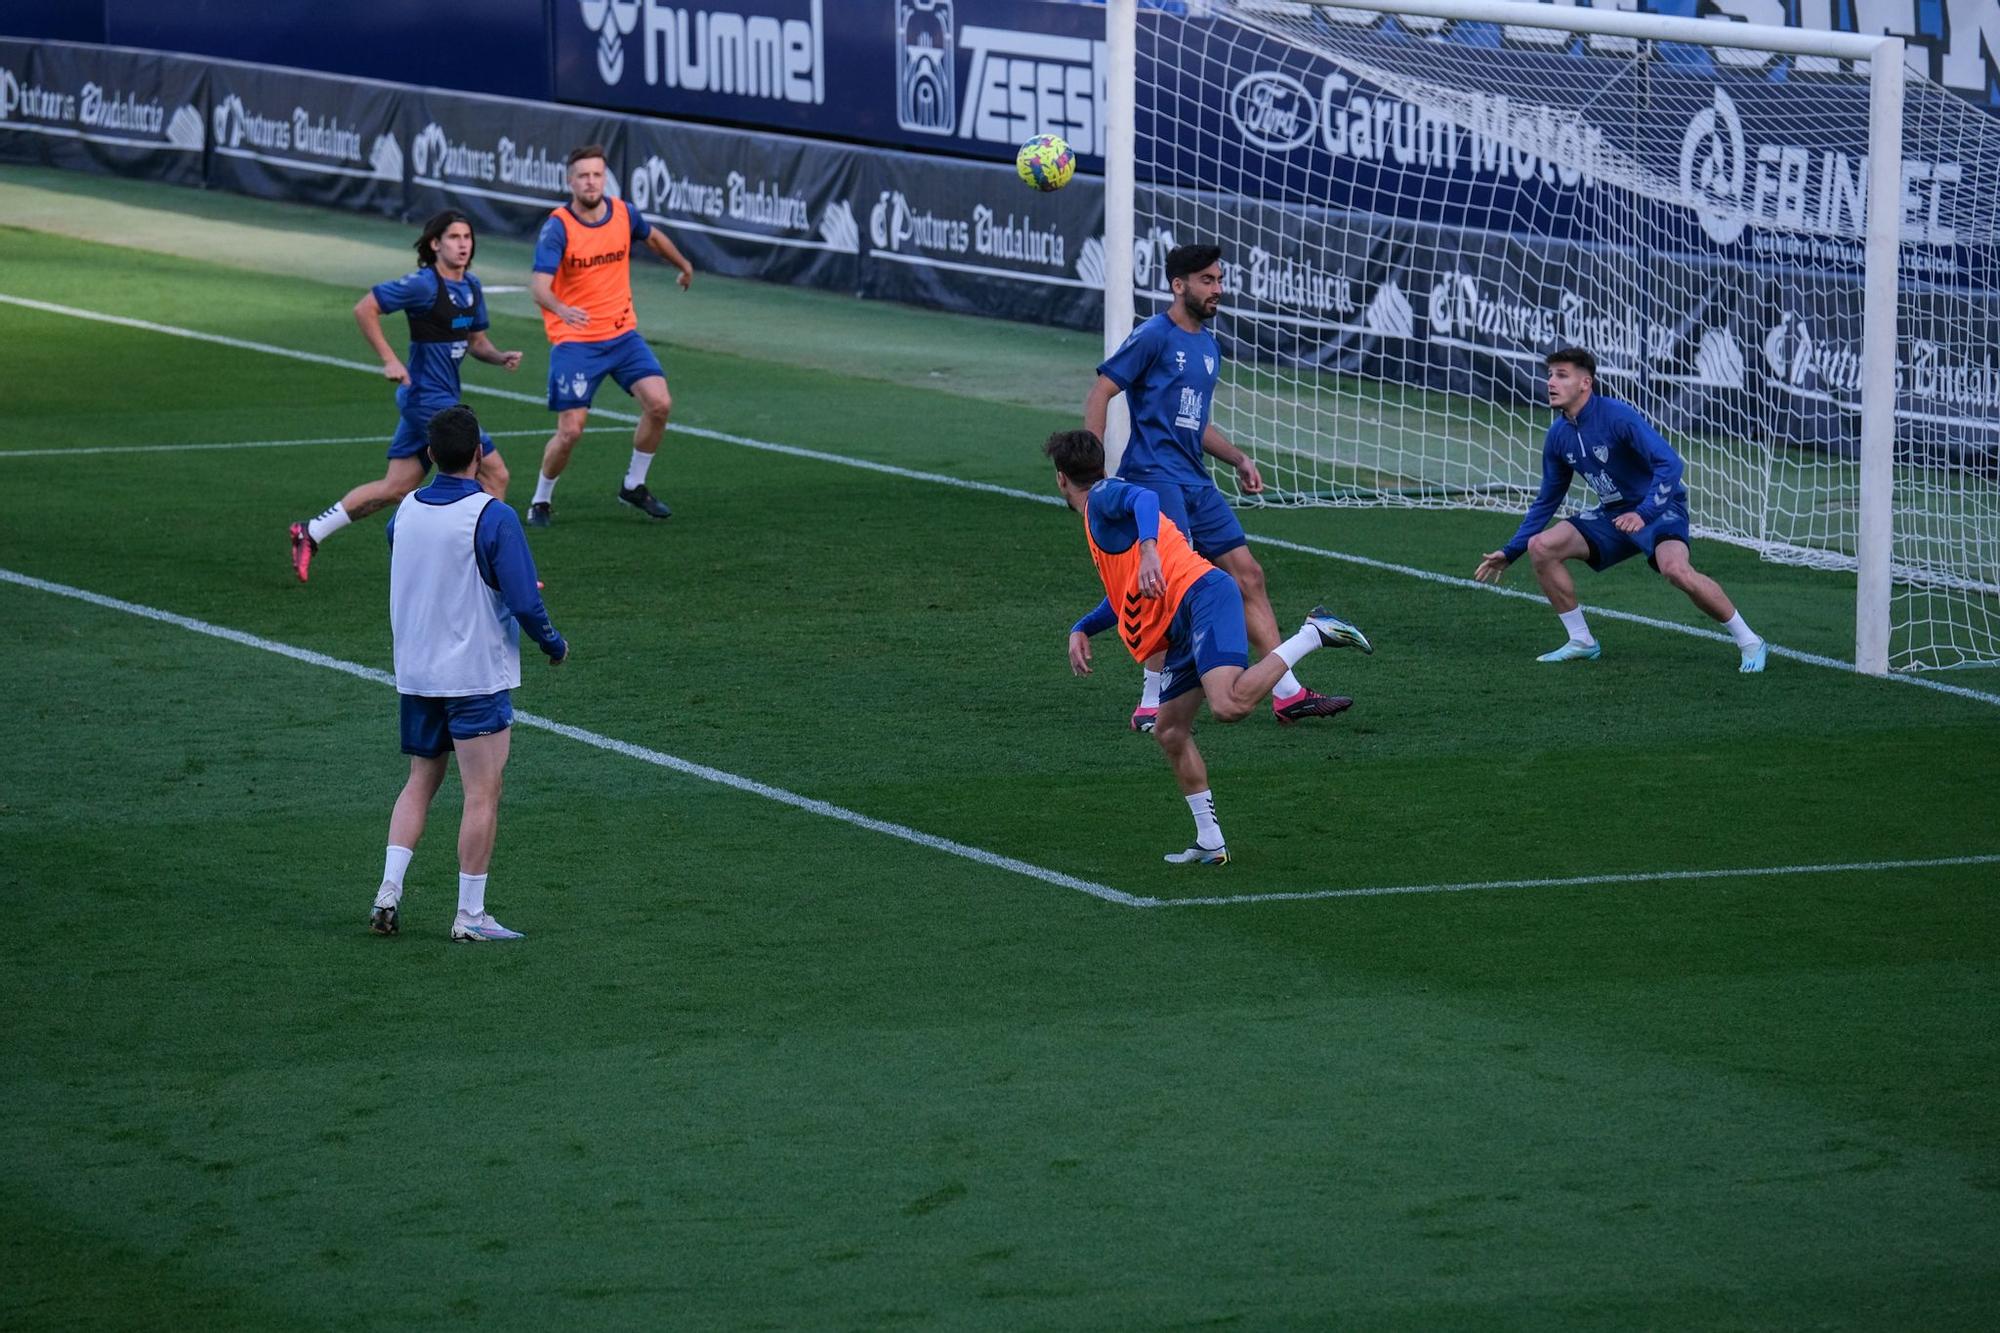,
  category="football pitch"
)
[3,165,1998,1329]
